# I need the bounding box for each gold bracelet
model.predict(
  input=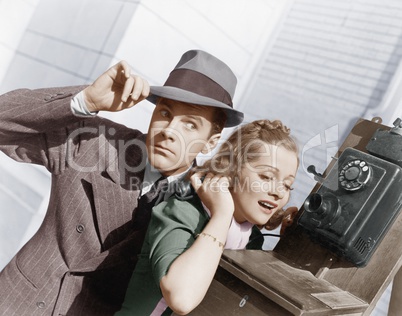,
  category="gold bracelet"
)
[196,232,225,250]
